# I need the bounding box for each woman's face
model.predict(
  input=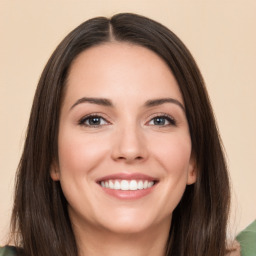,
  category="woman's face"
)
[51,42,196,235]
